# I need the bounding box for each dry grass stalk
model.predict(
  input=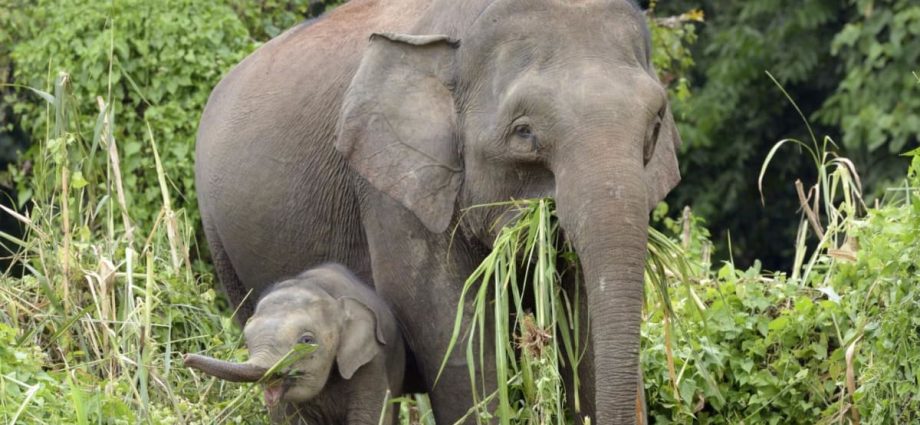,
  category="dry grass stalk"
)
[147,123,189,274]
[97,96,133,243]
[795,179,825,240]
